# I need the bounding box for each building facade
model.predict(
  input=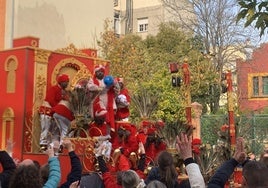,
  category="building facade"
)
[0,0,194,50]
[114,0,194,39]
[237,43,268,112]
[0,0,114,50]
